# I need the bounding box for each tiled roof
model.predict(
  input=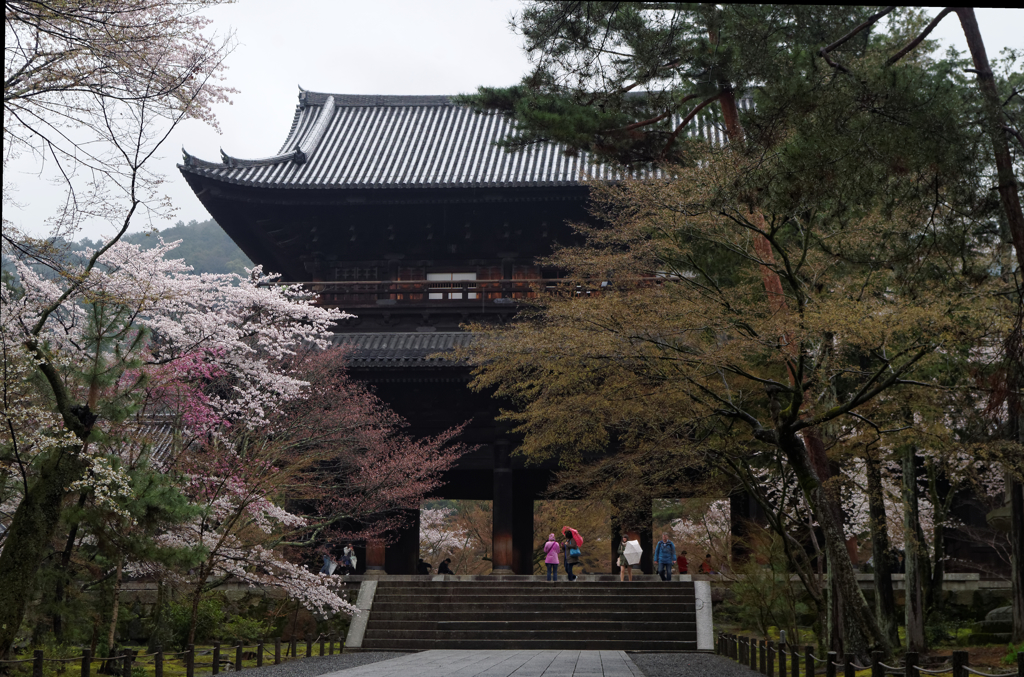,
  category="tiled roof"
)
[329,332,473,368]
[179,90,749,190]
[97,416,179,469]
